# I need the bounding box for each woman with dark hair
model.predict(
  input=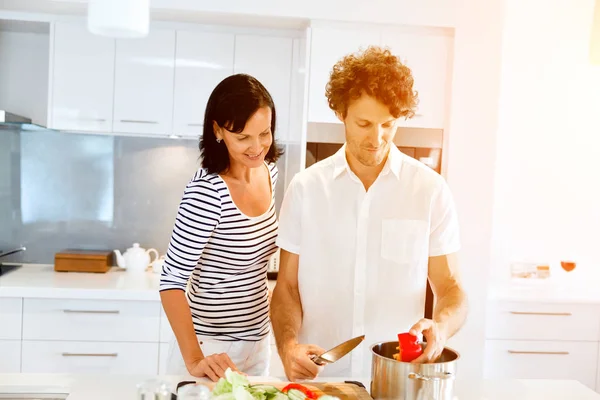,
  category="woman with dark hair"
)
[159,74,283,381]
